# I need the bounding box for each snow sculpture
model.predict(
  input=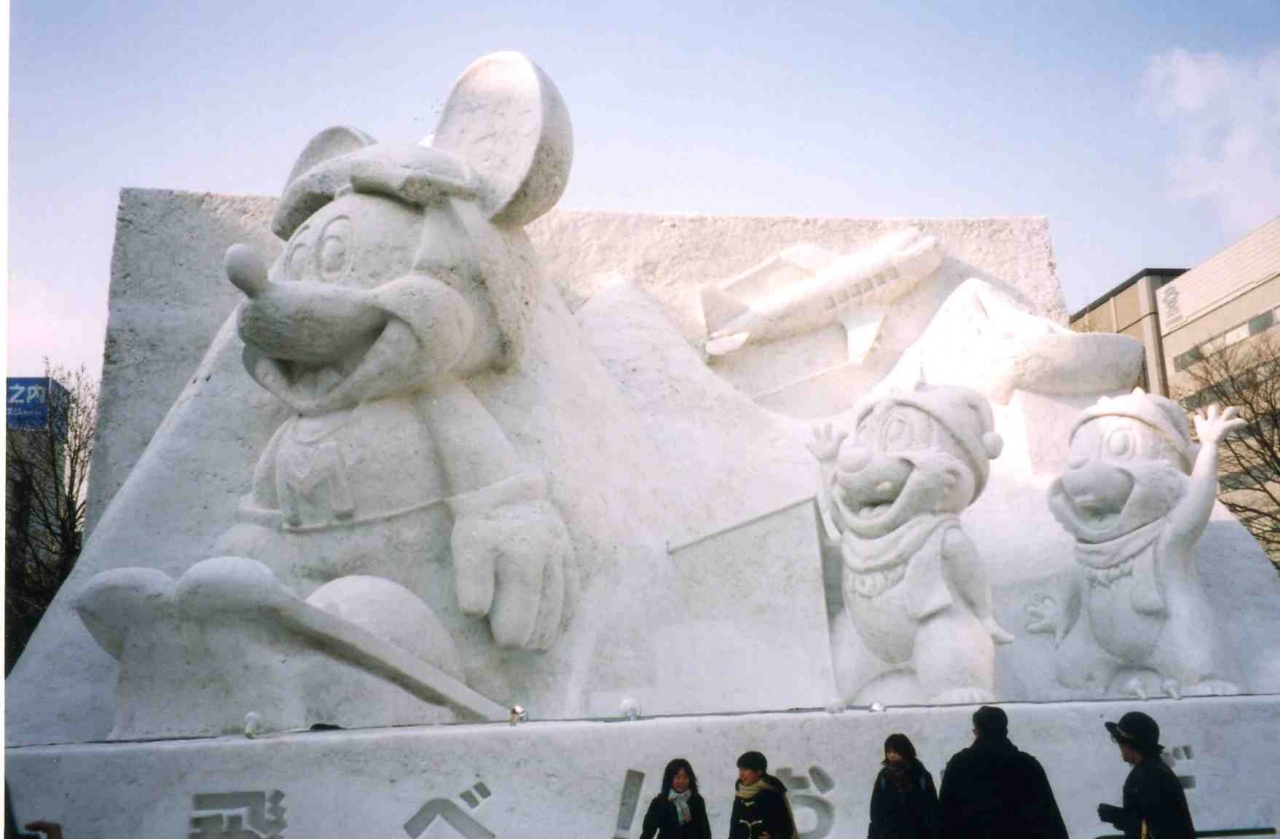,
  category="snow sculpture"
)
[701,229,943,360]
[75,559,503,738]
[878,278,1145,404]
[71,52,577,737]
[811,383,1013,704]
[1027,391,1247,698]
